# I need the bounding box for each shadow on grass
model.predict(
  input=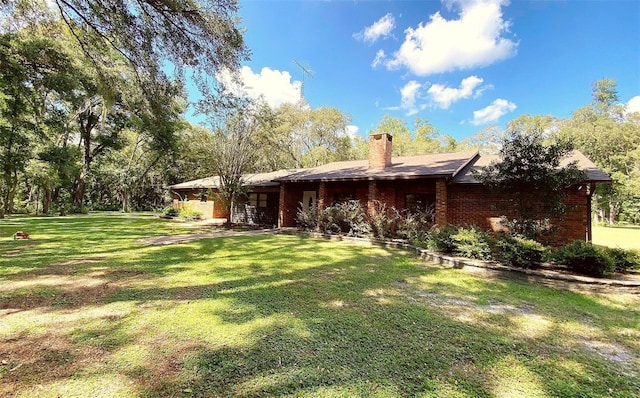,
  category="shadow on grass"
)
[1,214,638,397]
